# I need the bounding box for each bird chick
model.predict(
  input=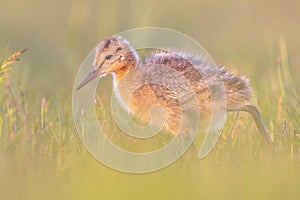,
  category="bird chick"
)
[77,36,270,142]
